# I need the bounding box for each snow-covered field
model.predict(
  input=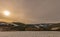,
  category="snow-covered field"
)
[0,31,60,37]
